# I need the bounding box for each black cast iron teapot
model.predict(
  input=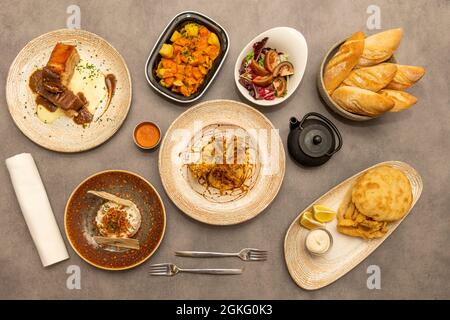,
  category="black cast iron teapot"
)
[288,112,342,167]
